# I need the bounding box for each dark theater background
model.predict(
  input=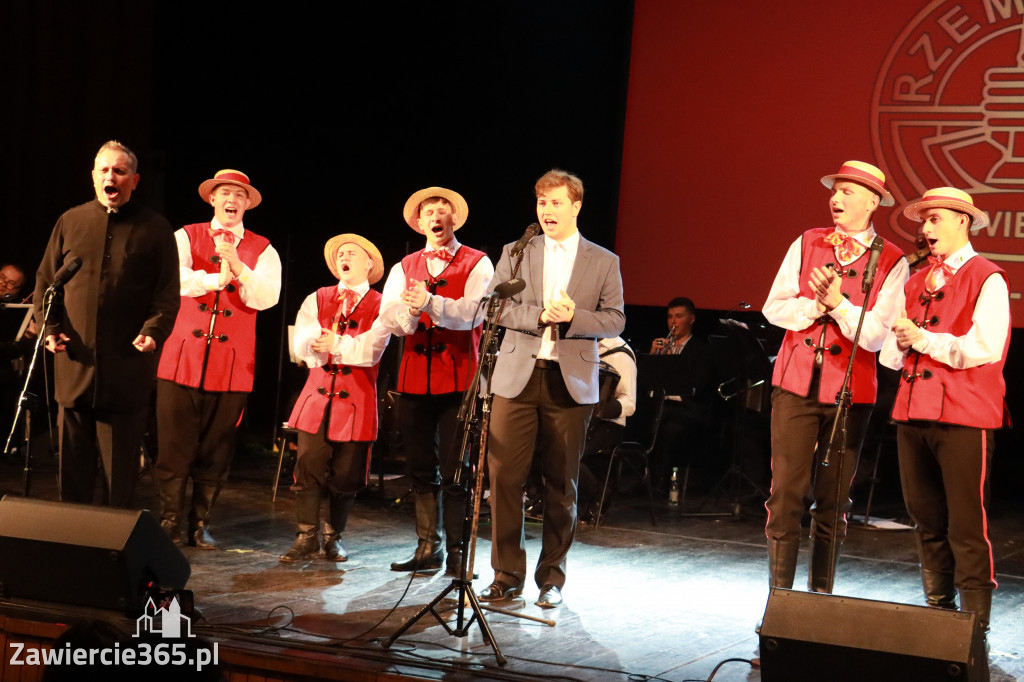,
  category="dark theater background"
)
[3,0,1022,493]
